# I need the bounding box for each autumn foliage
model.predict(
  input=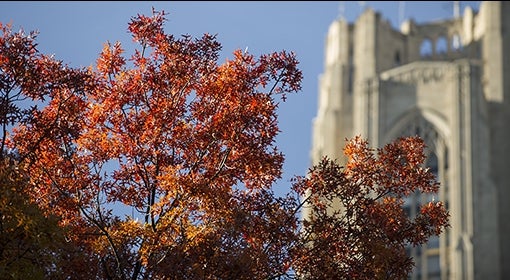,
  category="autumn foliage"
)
[291,136,449,279]
[0,9,448,280]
